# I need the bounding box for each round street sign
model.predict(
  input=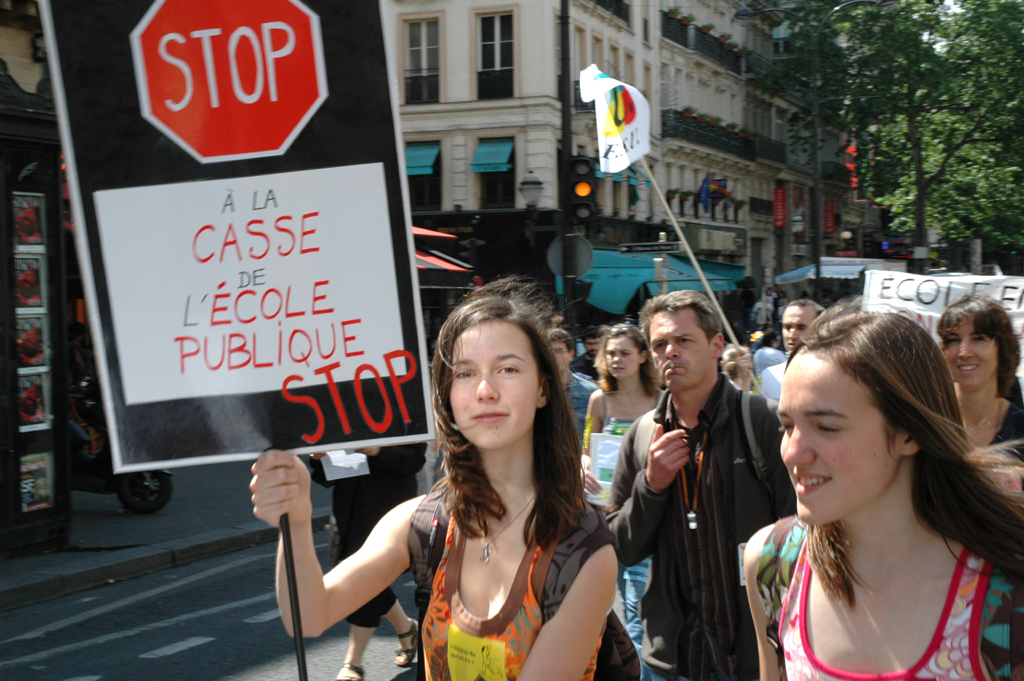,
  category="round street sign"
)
[130,0,328,164]
[547,235,595,278]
